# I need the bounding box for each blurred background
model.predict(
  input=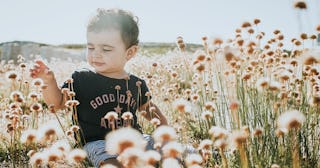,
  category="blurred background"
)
[0,0,319,61]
